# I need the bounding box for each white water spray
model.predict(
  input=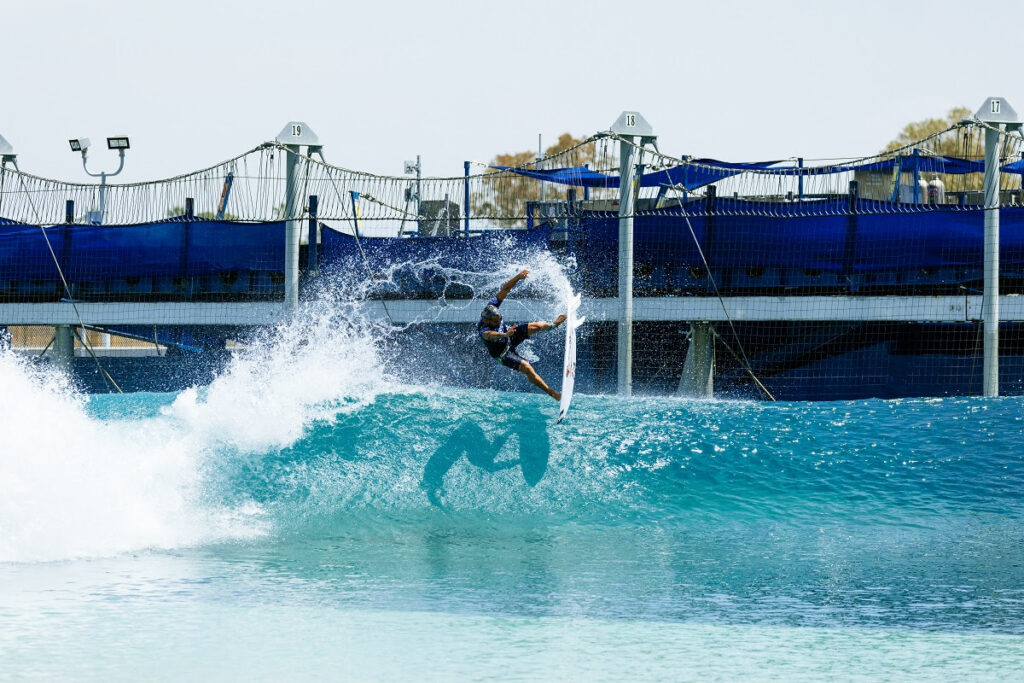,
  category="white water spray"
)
[0,301,391,563]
